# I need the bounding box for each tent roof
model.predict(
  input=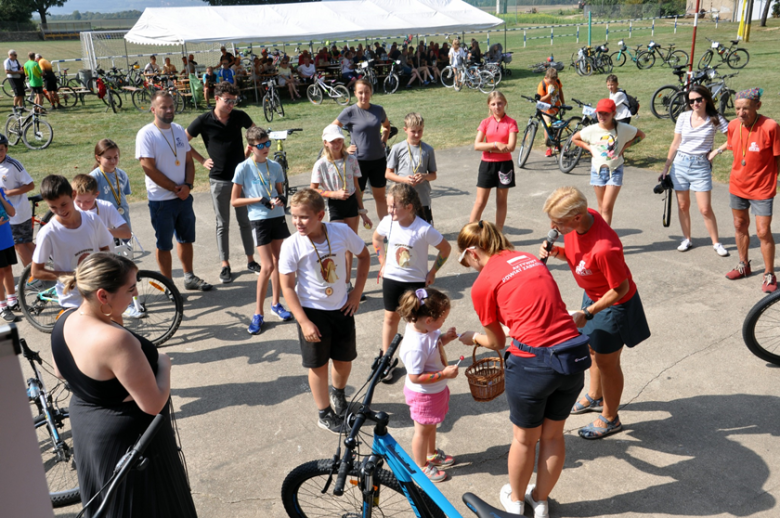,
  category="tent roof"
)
[124,0,504,46]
